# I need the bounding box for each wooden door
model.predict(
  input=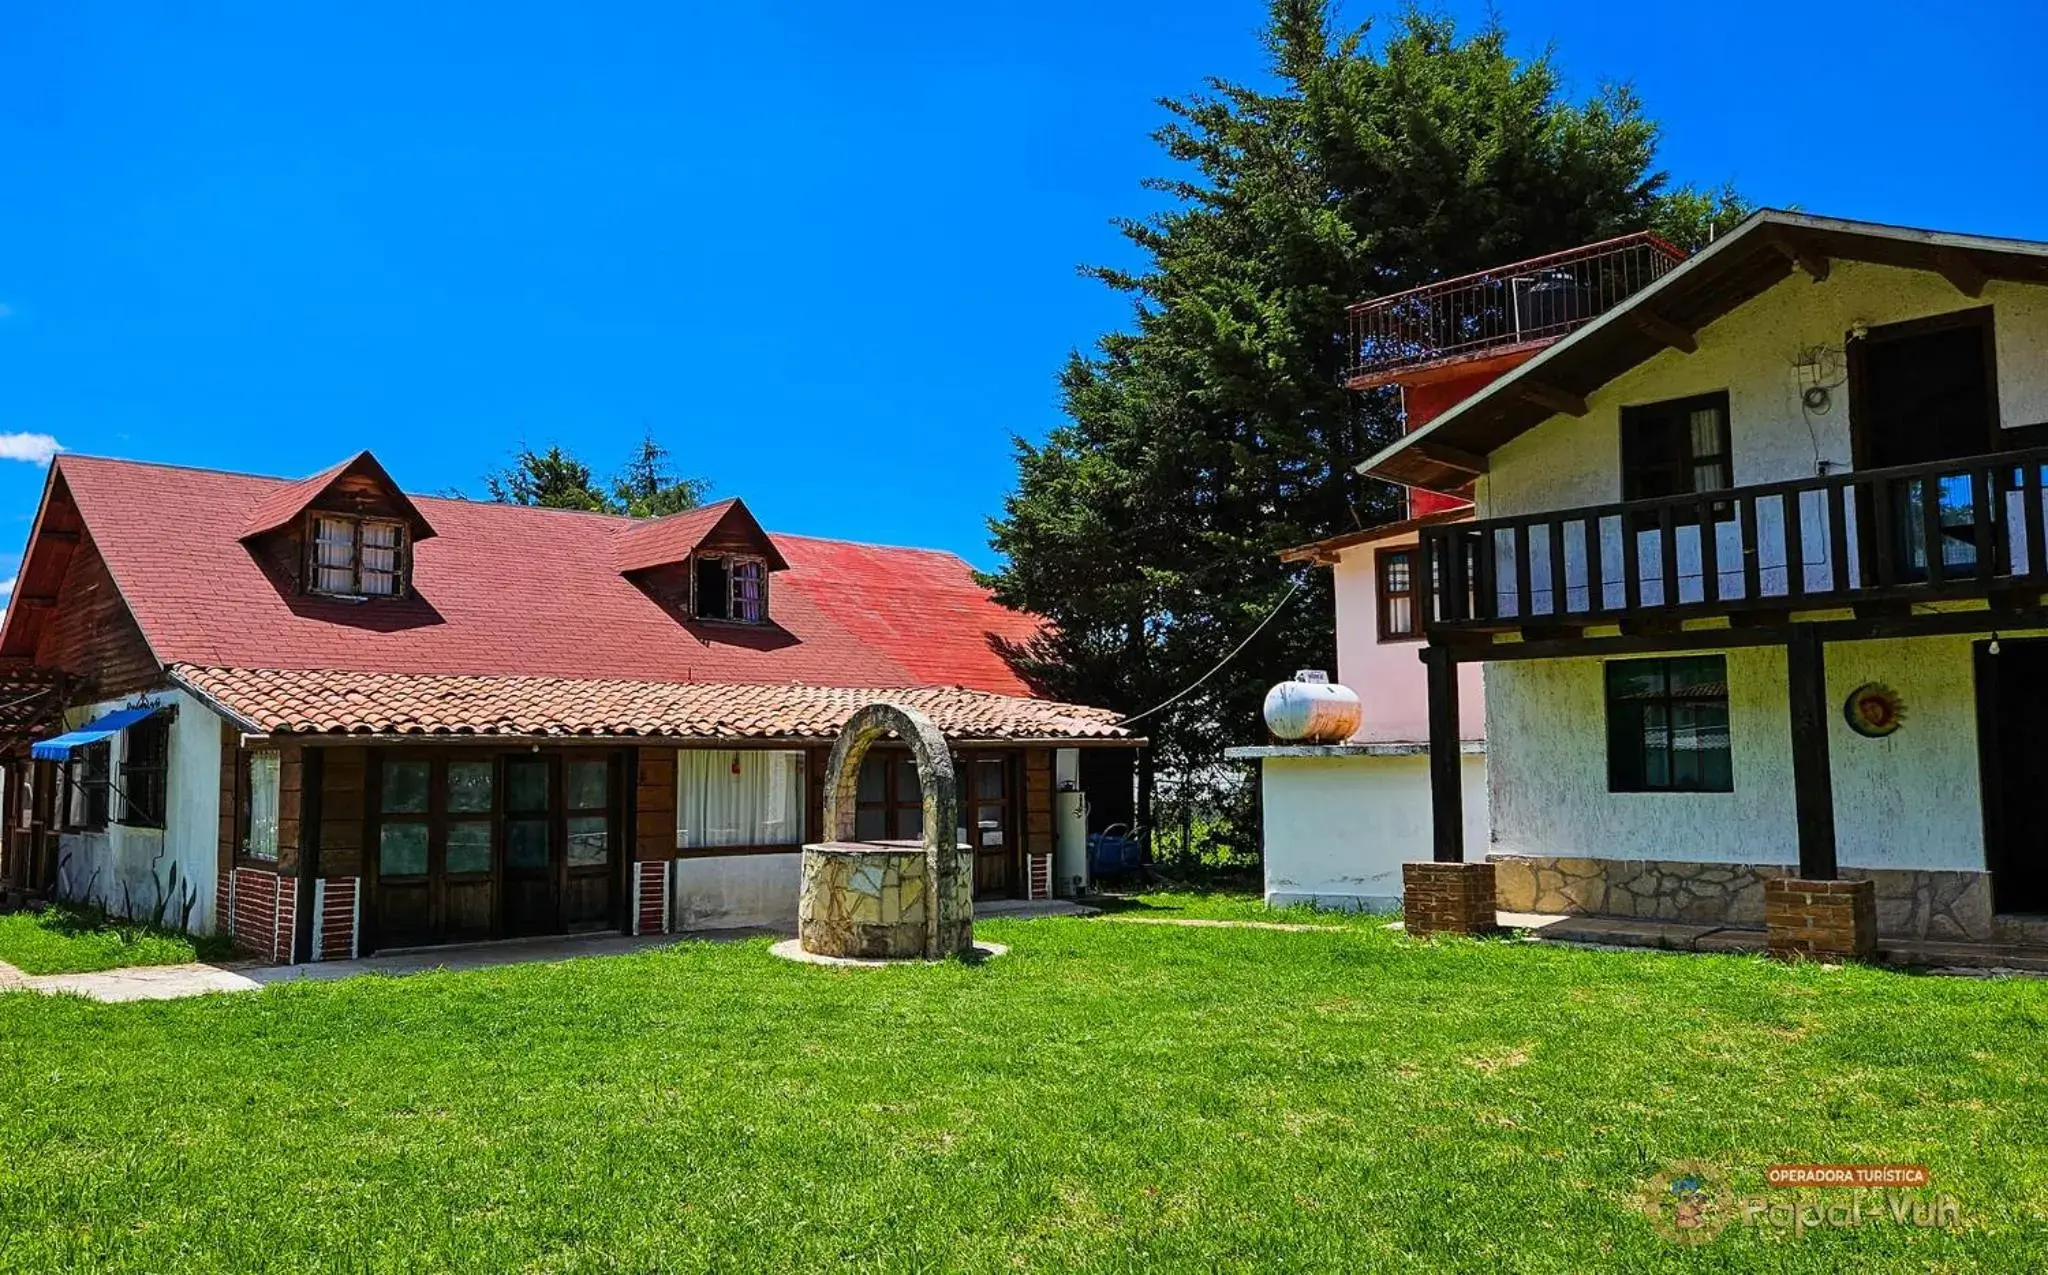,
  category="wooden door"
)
[501,755,558,937]
[1849,308,1999,581]
[561,753,619,932]
[963,753,1017,898]
[370,755,435,947]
